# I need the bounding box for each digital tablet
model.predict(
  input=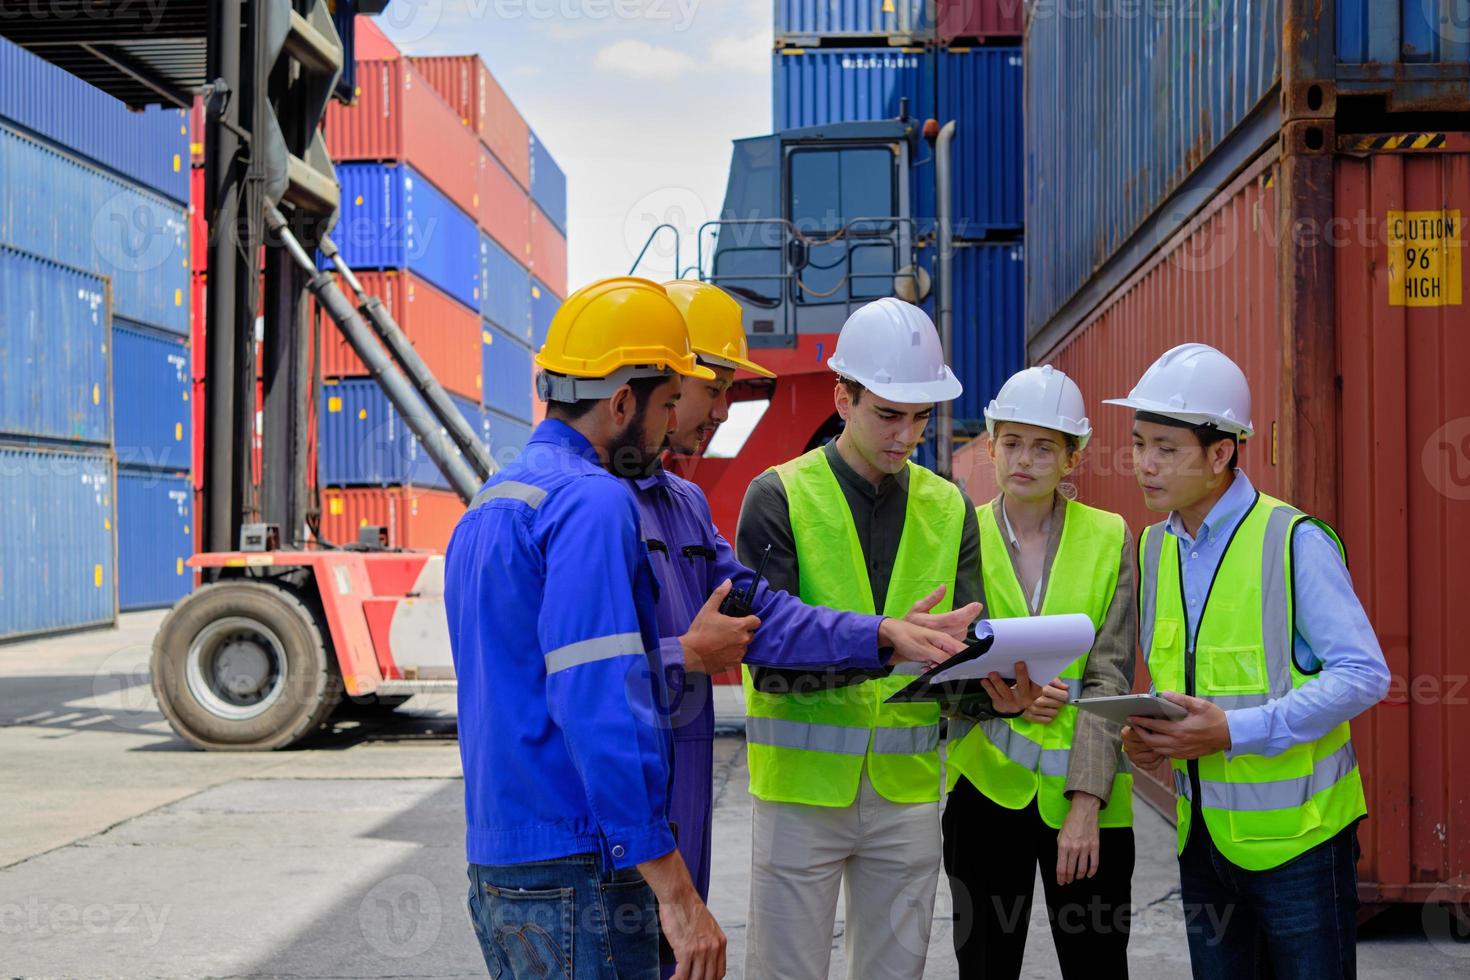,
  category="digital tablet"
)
[1070,693,1188,725]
